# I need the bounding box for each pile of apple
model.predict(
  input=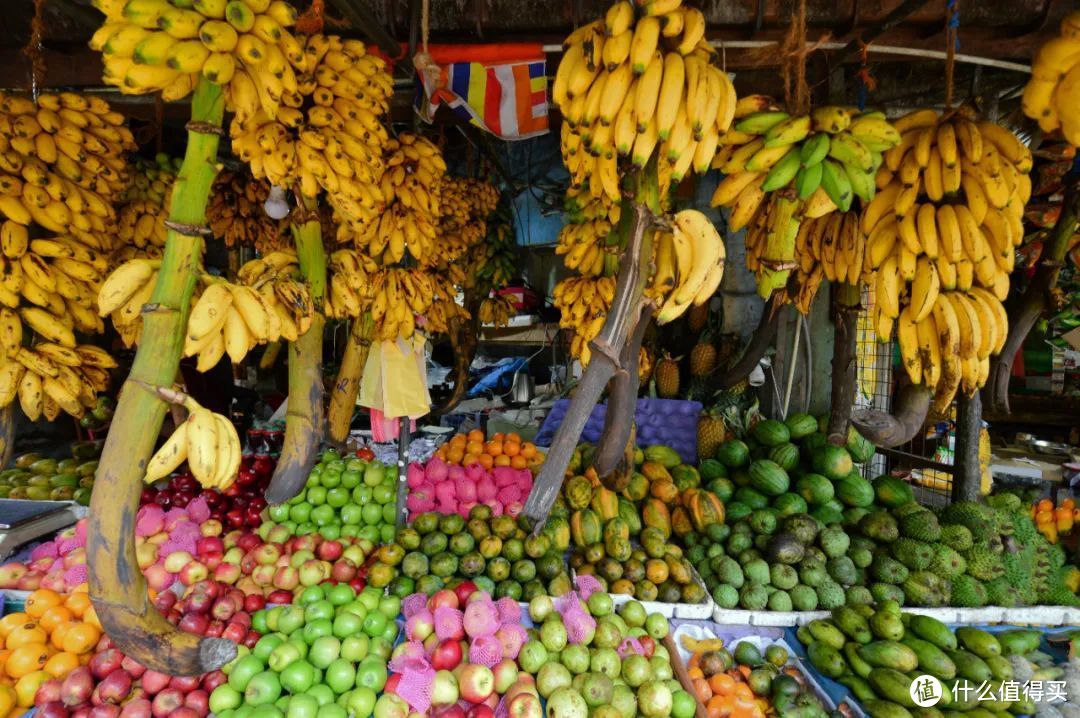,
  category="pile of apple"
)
[404,459,533,518]
[208,583,400,718]
[192,526,378,603]
[33,580,264,718]
[140,454,276,530]
[262,451,398,546]
[377,583,531,718]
